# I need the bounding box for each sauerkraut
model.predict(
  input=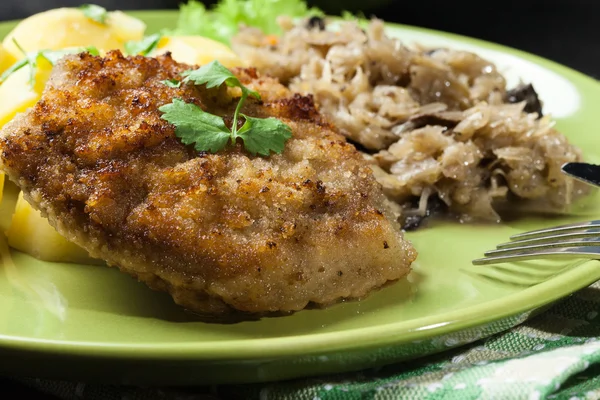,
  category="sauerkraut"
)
[232,18,588,227]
